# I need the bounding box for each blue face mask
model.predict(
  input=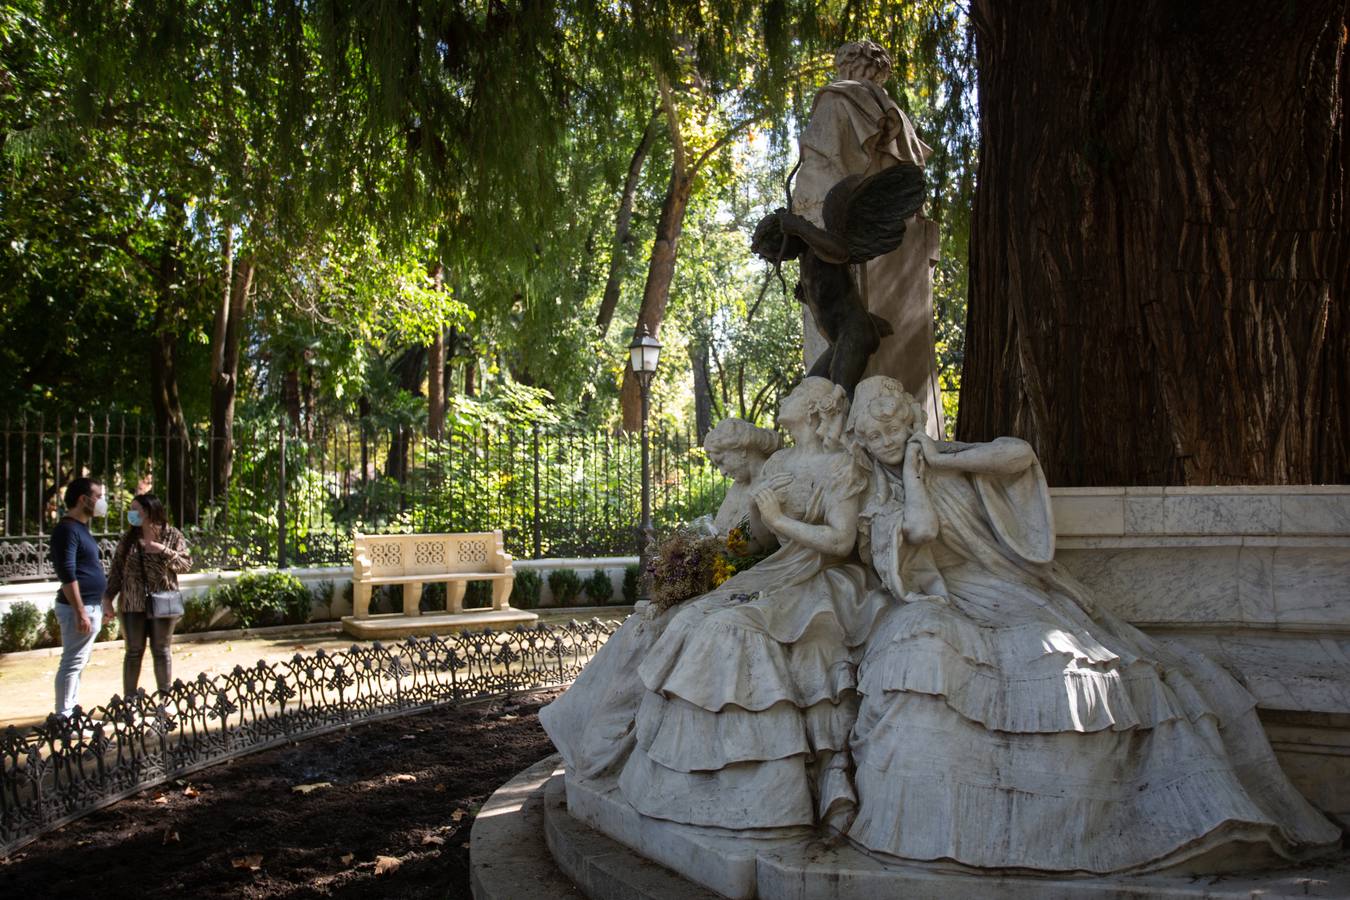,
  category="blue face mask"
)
[127,509,143,527]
